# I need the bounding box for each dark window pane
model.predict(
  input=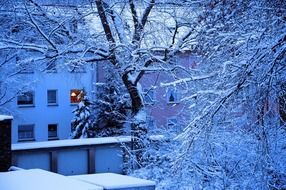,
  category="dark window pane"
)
[18,125,34,140]
[48,124,57,138]
[47,90,57,104]
[17,91,34,105]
